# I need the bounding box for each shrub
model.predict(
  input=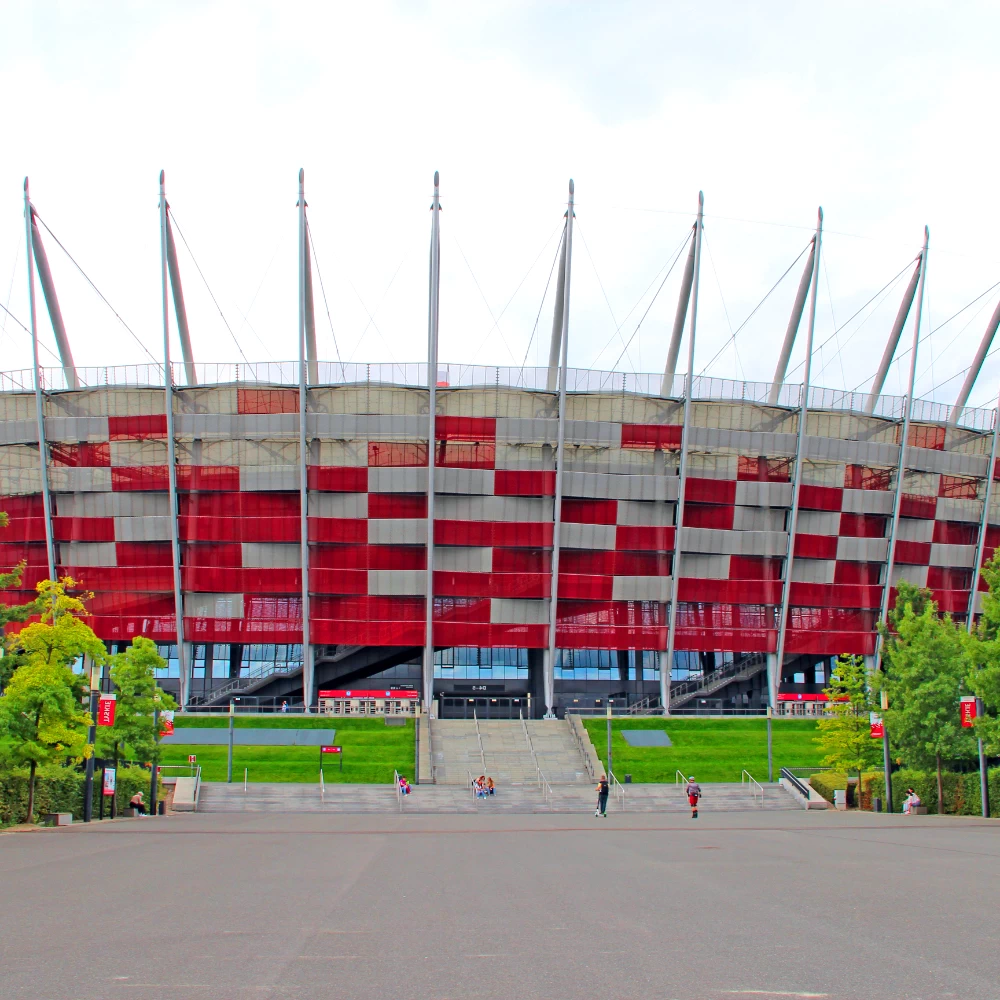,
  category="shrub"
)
[90,765,165,817]
[808,771,847,804]
[866,767,1000,814]
[0,766,84,825]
